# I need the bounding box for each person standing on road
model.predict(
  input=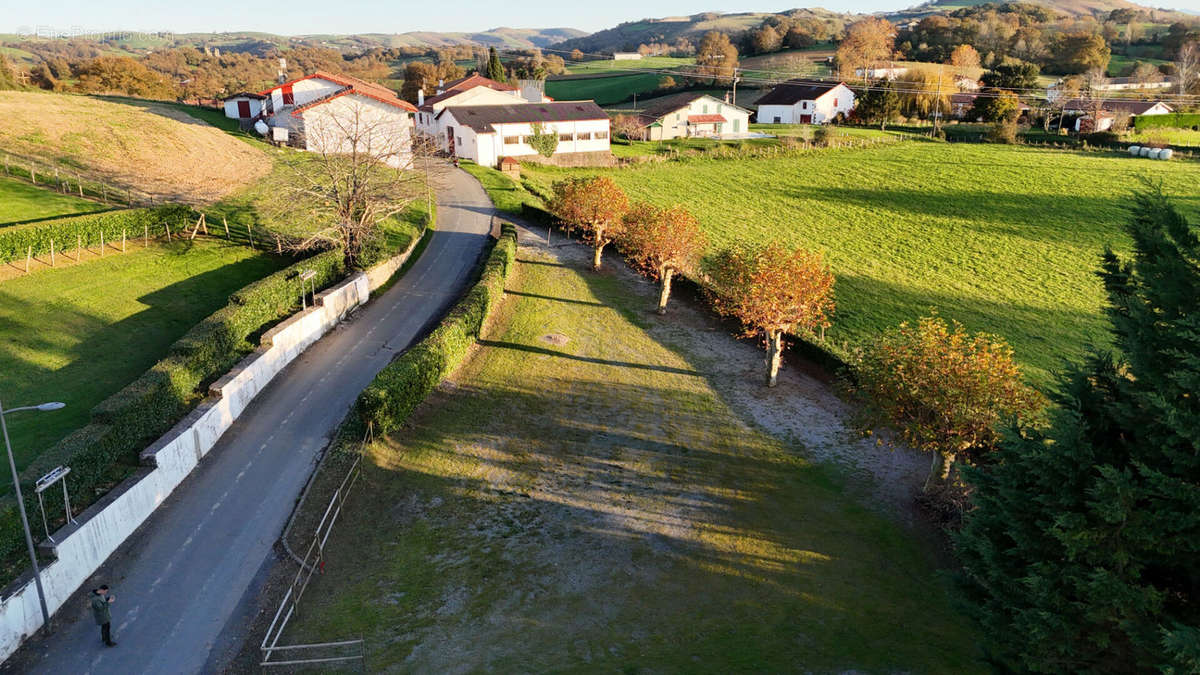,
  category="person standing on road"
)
[91,585,117,647]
